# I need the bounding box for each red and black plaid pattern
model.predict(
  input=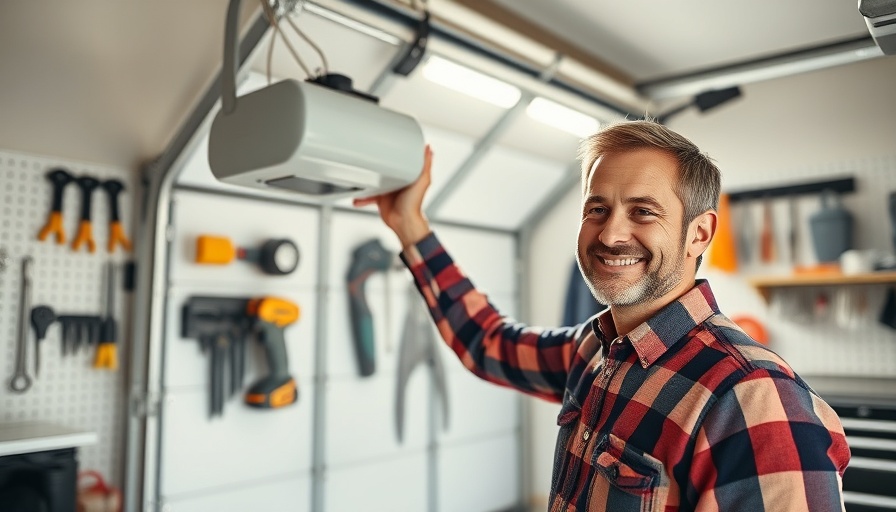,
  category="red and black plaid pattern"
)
[402,233,850,511]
